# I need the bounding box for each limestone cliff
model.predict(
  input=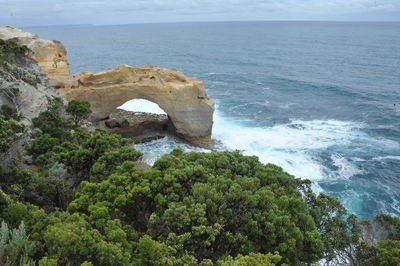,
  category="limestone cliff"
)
[0,27,215,145]
[0,27,70,88]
